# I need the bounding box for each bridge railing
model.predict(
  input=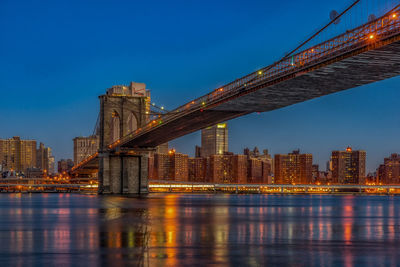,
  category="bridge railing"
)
[107,5,400,150]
